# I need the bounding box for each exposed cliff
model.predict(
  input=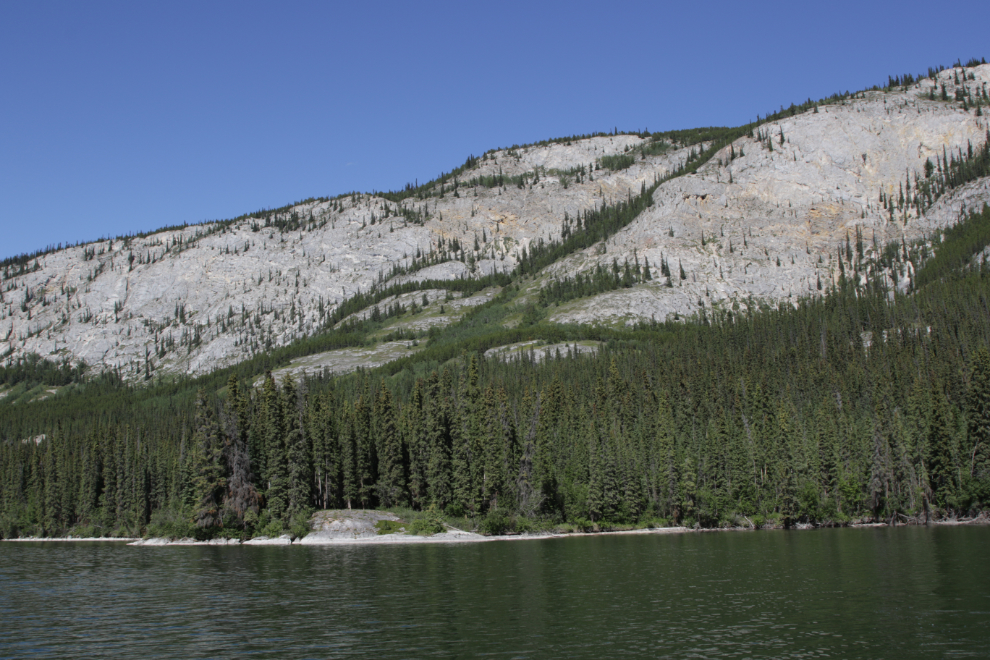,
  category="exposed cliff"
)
[2,64,989,379]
